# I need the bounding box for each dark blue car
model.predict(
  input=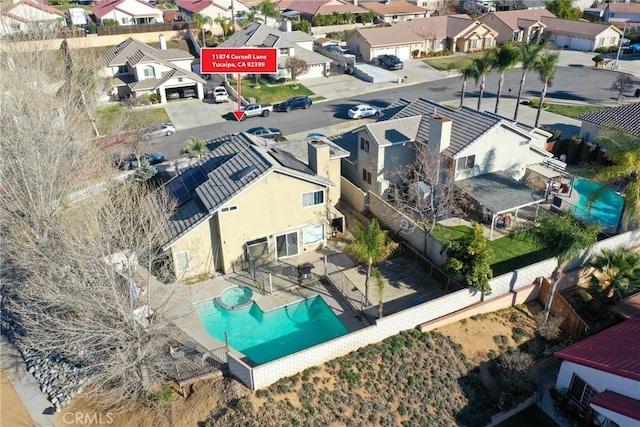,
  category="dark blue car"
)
[274,96,312,112]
